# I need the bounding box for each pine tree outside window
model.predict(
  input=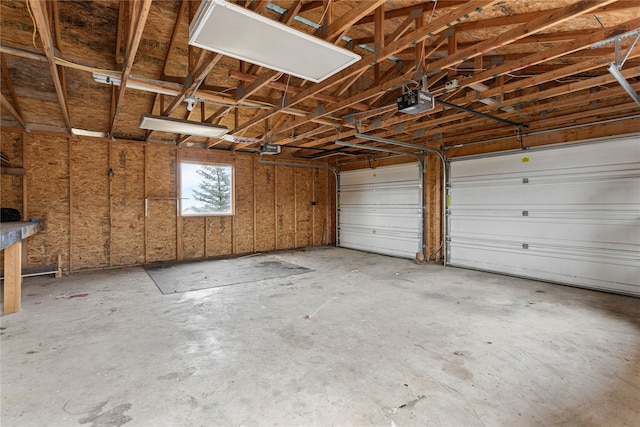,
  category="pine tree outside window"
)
[180,162,234,216]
